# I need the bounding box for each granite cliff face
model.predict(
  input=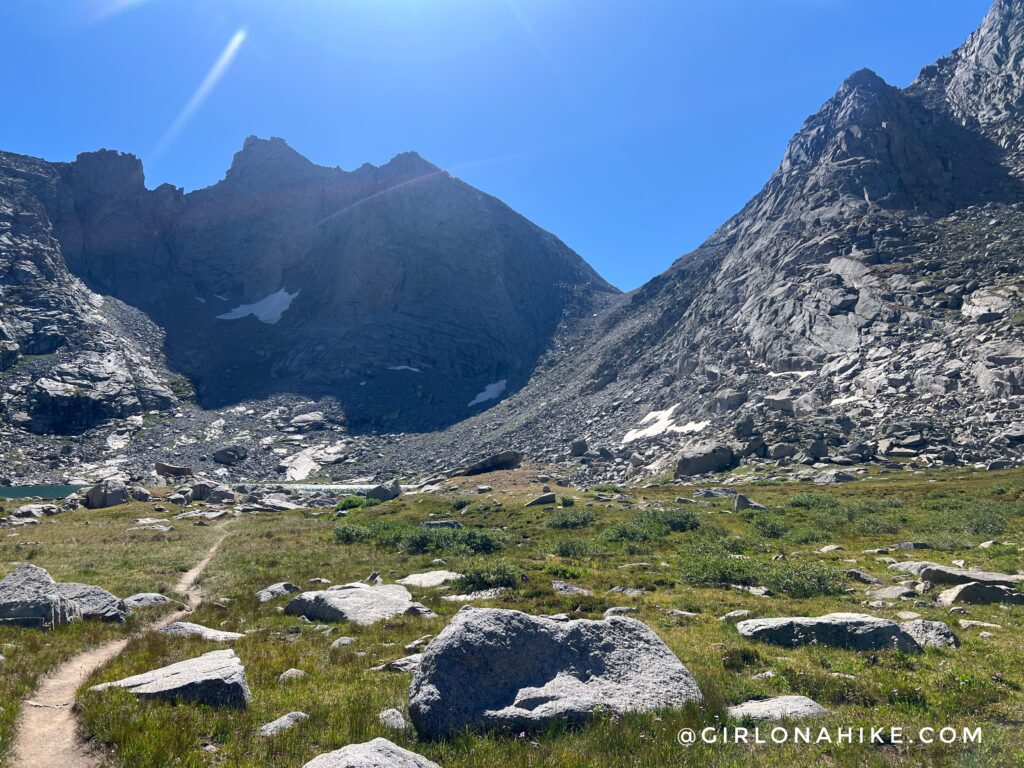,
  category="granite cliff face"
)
[0,137,614,446]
